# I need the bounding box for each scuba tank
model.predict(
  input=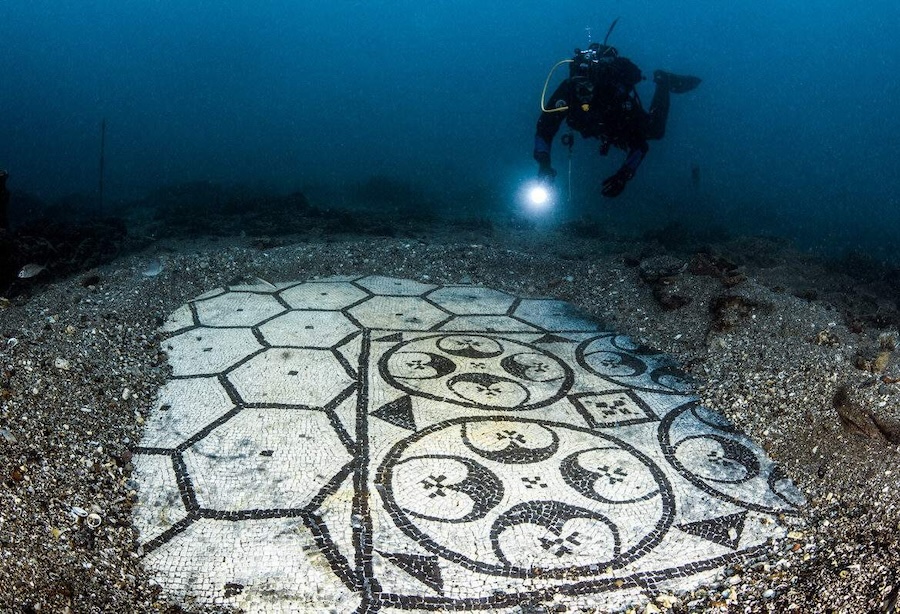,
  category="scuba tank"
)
[540,17,622,113]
